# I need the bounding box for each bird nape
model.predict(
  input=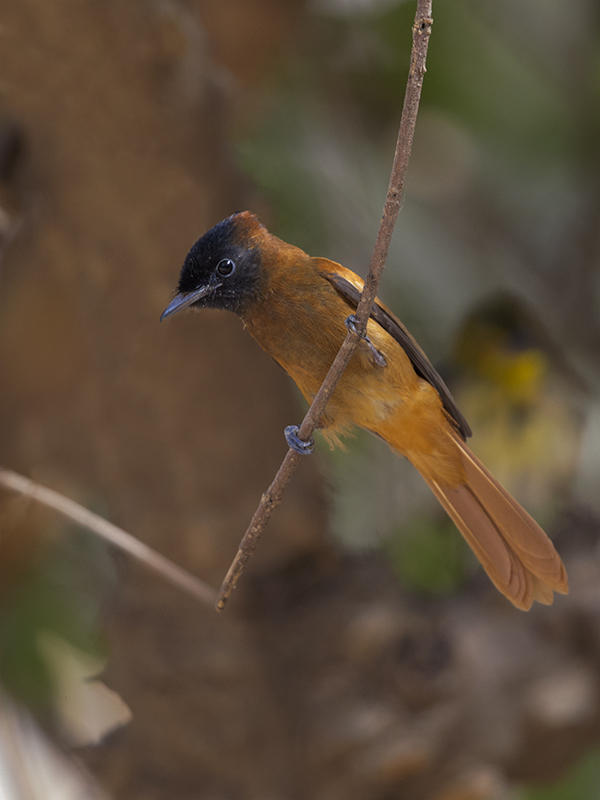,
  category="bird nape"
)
[161,211,568,611]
